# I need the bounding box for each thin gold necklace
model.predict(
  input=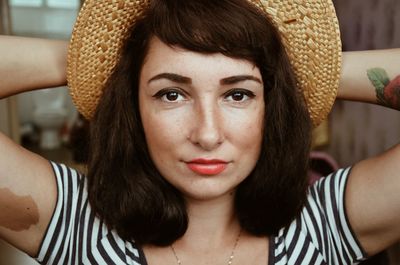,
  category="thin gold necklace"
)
[170,229,242,265]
